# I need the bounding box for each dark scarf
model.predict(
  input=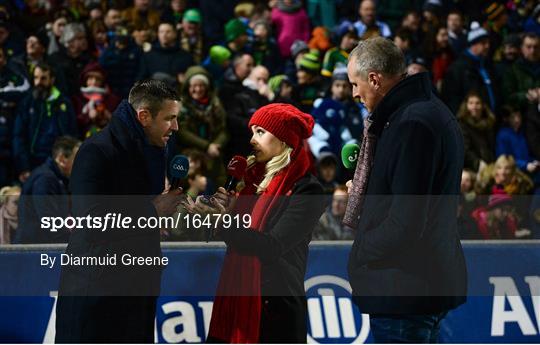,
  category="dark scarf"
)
[115,100,166,196]
[342,117,377,228]
[343,73,428,229]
